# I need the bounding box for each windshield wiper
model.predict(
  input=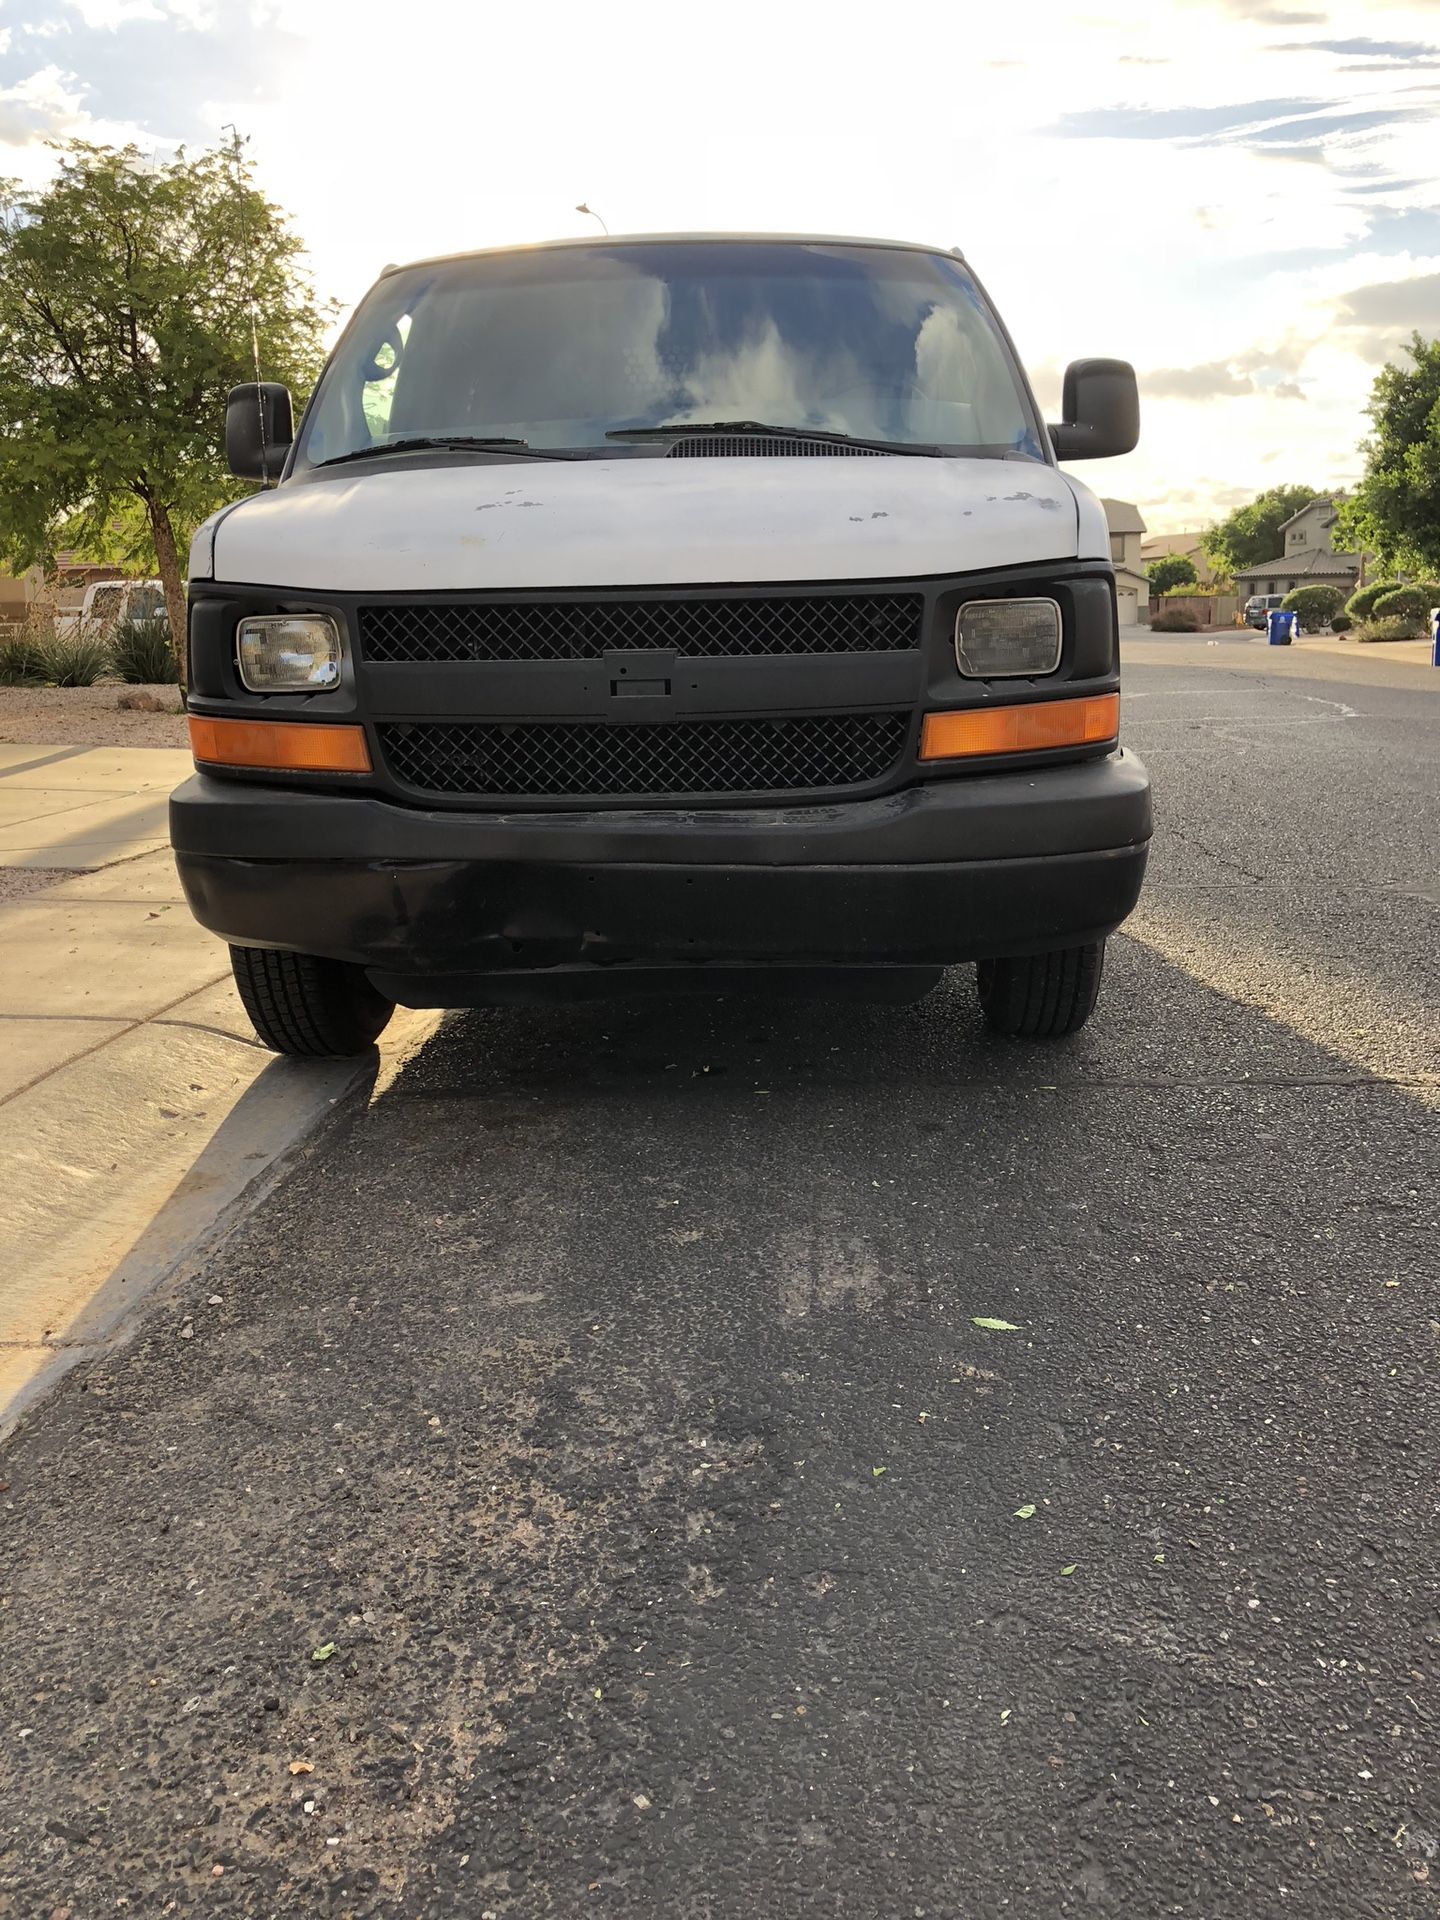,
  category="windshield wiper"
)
[315,436,584,468]
[605,419,943,457]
